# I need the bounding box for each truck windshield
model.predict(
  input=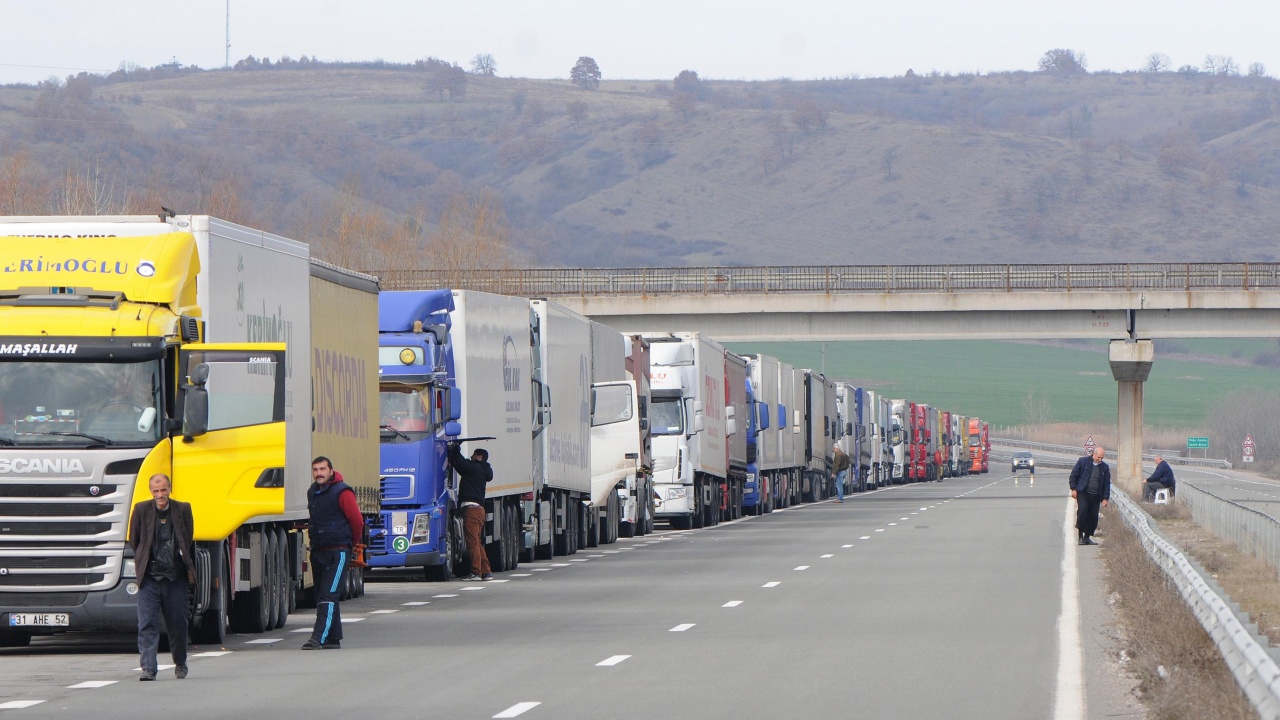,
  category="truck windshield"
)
[380,385,431,441]
[650,397,683,436]
[0,360,163,446]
